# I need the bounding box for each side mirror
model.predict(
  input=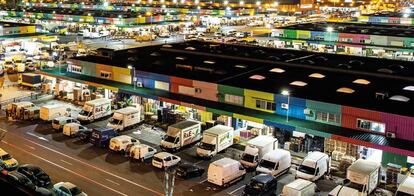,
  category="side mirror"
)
[342,179,351,186]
